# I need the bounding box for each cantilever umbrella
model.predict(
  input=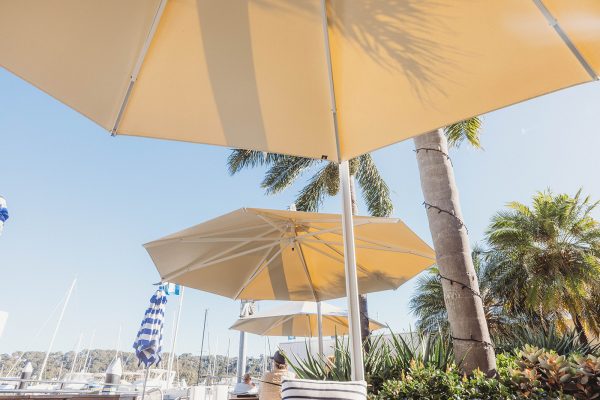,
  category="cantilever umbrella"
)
[3,0,599,380]
[231,302,384,337]
[144,208,435,301]
[1,1,598,161]
[230,301,384,356]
